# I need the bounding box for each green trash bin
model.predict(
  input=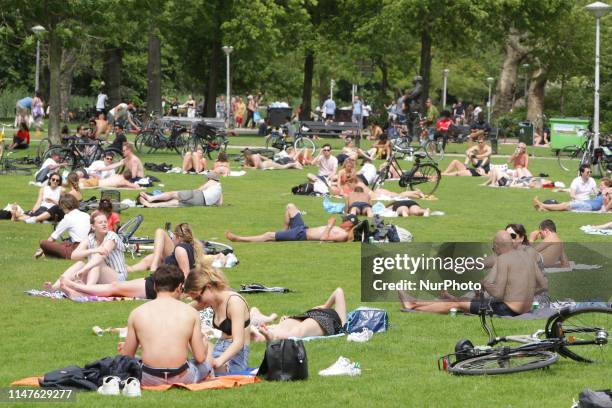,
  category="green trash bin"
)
[518,122,534,145]
[549,117,590,150]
